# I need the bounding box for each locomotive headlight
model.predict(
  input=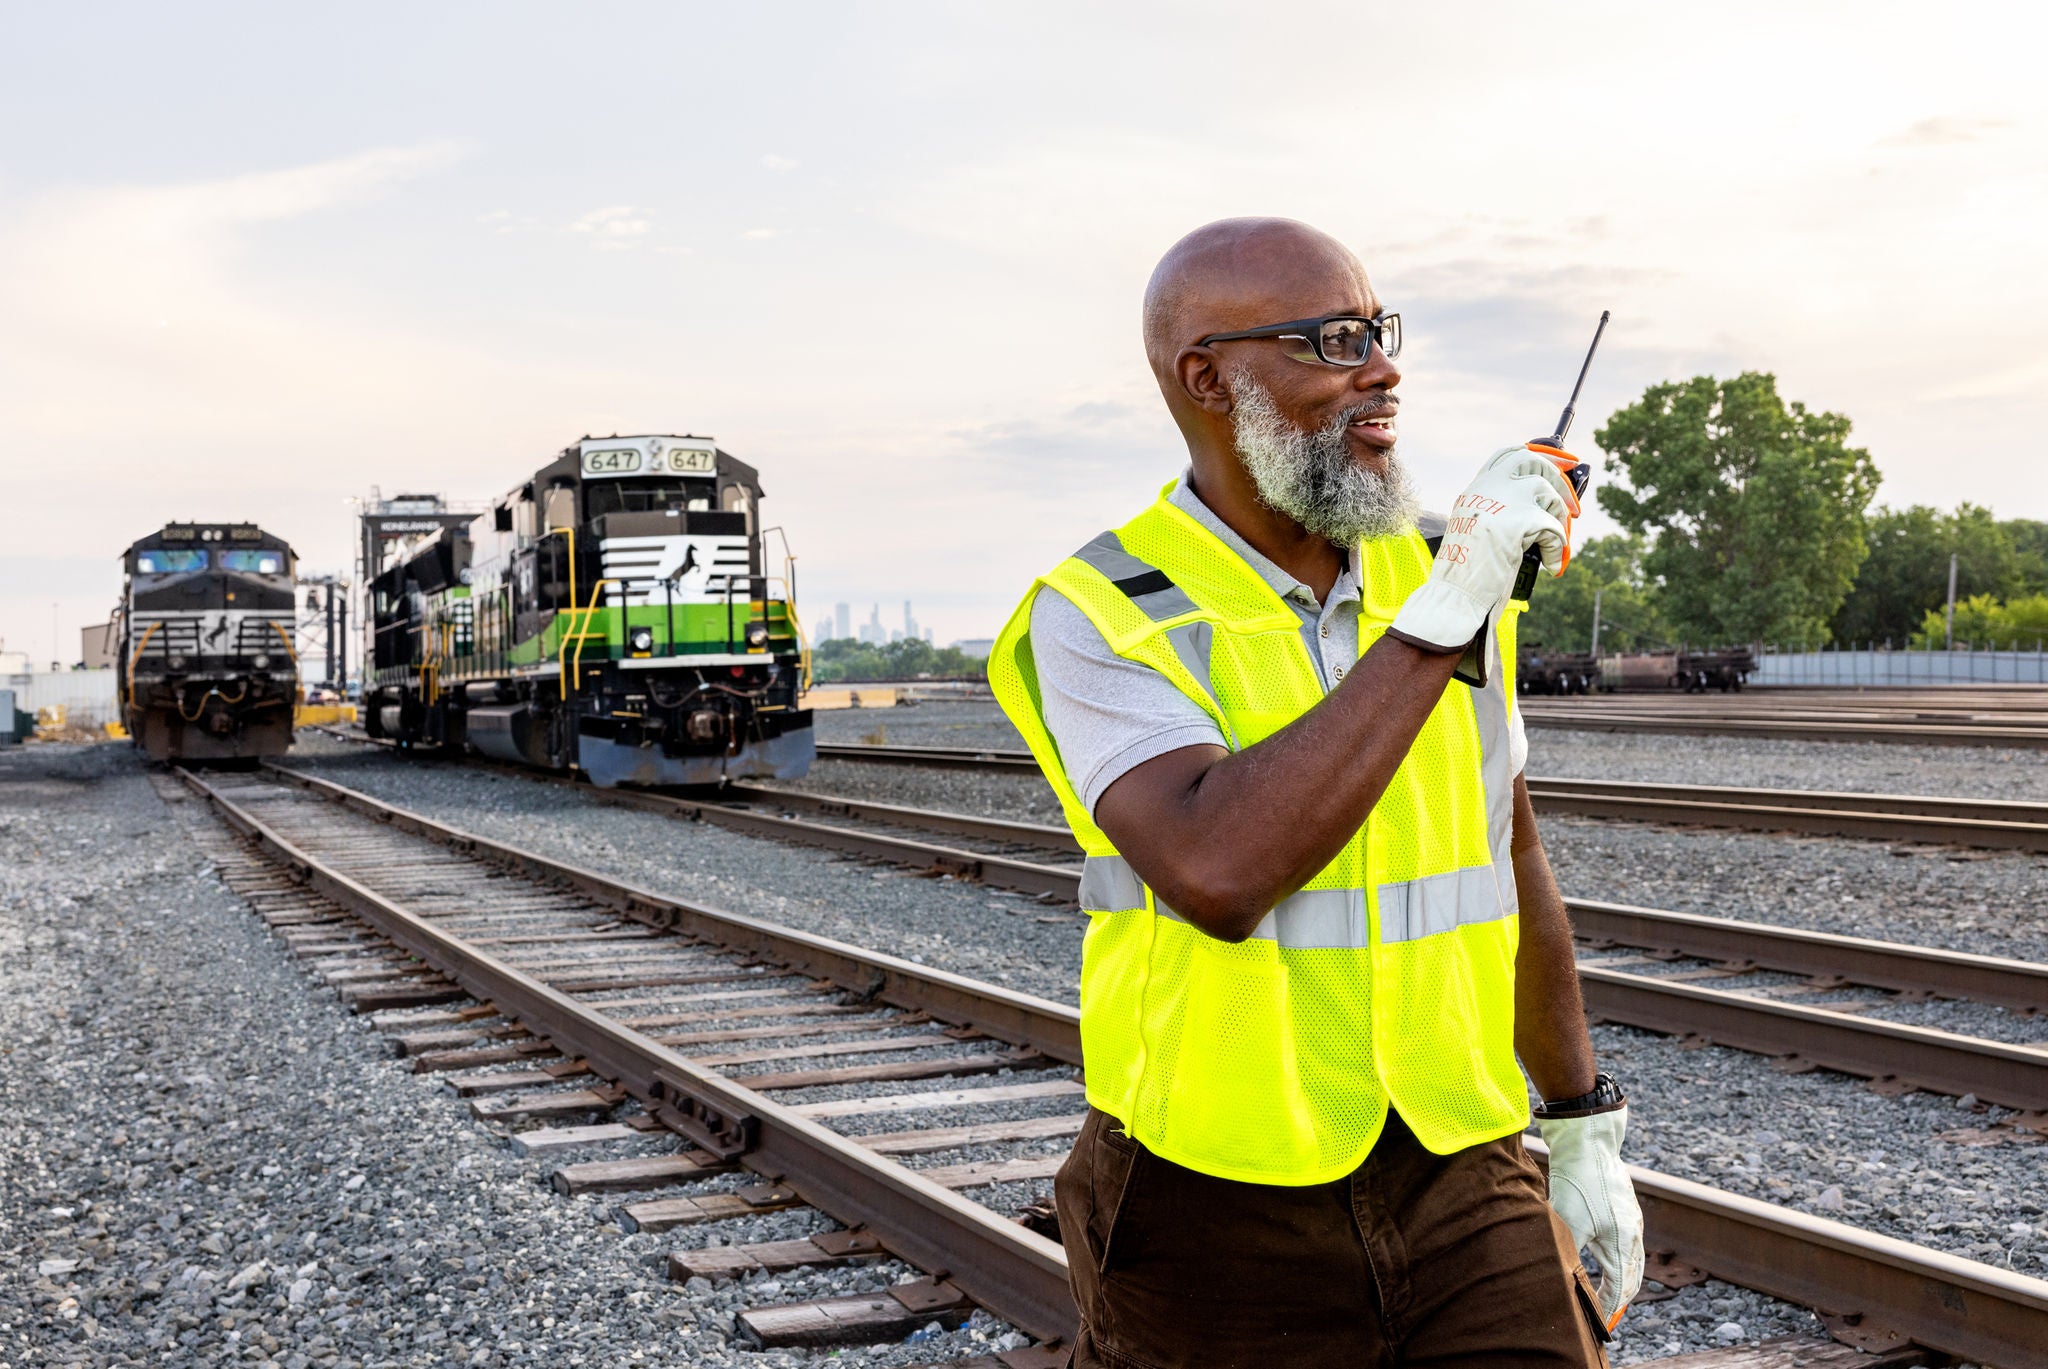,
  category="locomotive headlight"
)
[252,653,271,669]
[628,626,654,656]
[168,655,188,670]
[744,621,769,650]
